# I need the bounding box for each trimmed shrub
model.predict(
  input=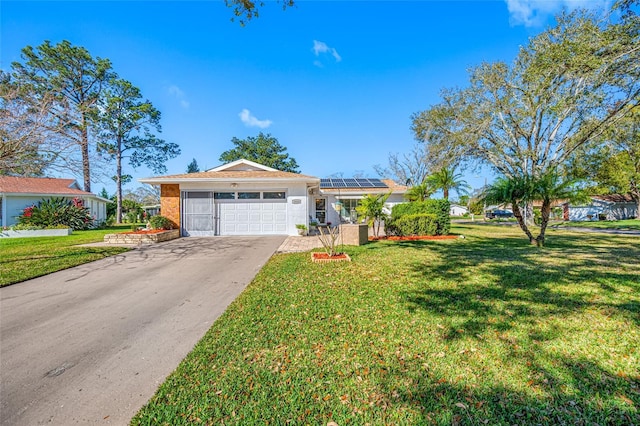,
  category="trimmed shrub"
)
[387,199,451,235]
[149,215,174,230]
[395,213,438,236]
[17,197,93,230]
